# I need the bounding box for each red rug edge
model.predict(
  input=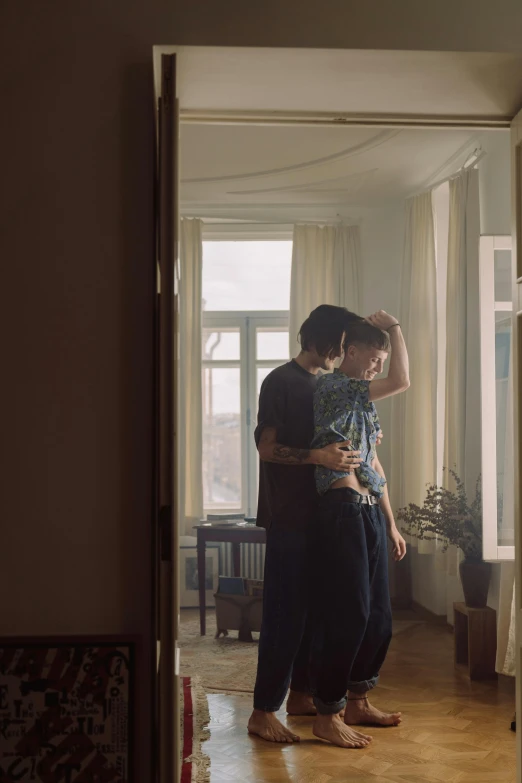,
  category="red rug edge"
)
[181,676,194,783]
